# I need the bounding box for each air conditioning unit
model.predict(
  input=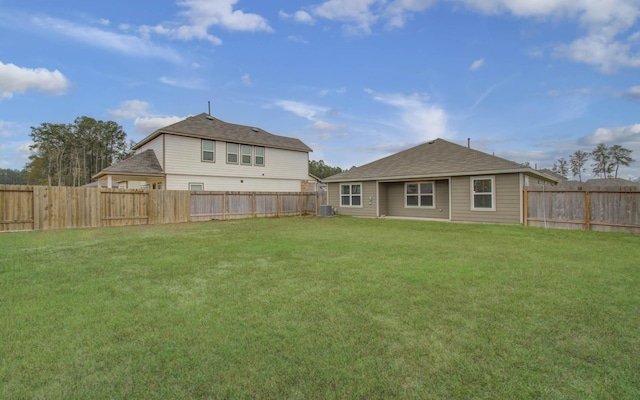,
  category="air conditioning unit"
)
[318,205,333,217]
